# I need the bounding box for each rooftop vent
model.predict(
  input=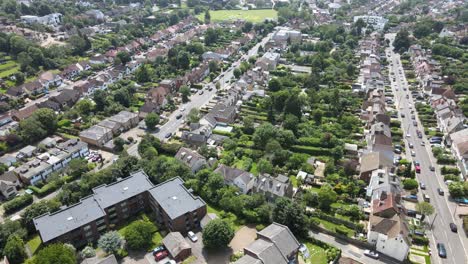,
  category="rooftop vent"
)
[172,196,177,200]
[123,187,129,191]
[67,216,73,221]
